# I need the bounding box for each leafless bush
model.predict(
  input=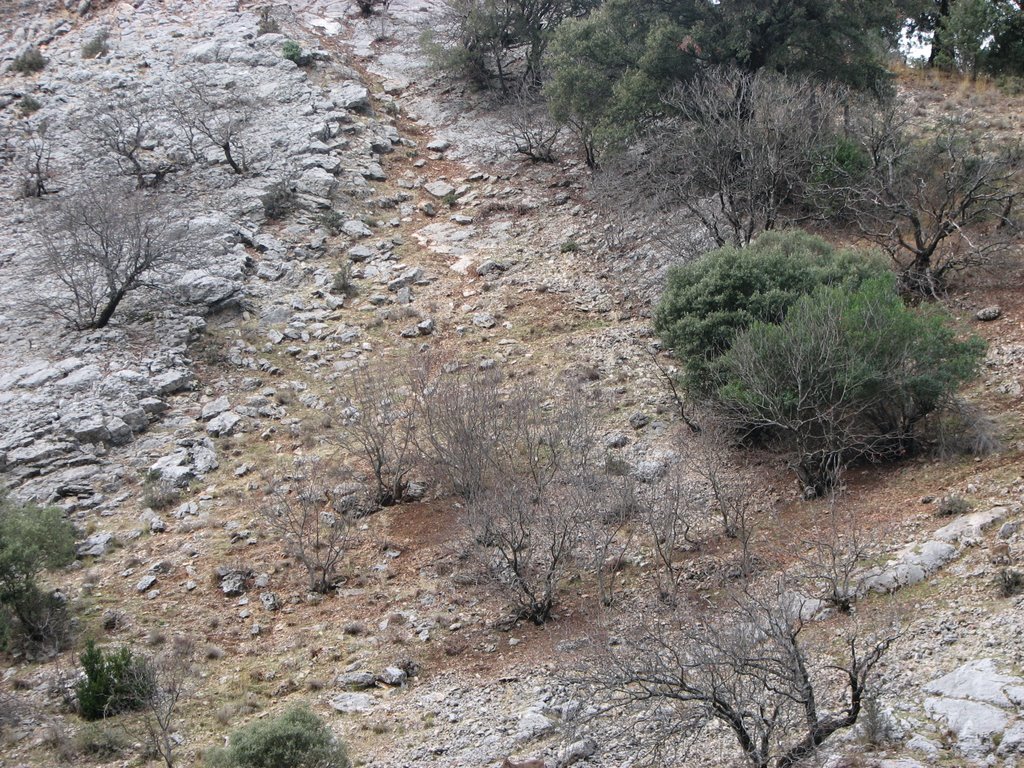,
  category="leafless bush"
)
[613,67,845,249]
[123,641,194,768]
[337,360,418,506]
[33,185,197,329]
[499,87,562,162]
[592,582,902,768]
[796,507,871,613]
[832,104,1021,296]
[260,466,351,593]
[412,360,506,501]
[169,79,256,174]
[463,384,602,622]
[635,473,702,603]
